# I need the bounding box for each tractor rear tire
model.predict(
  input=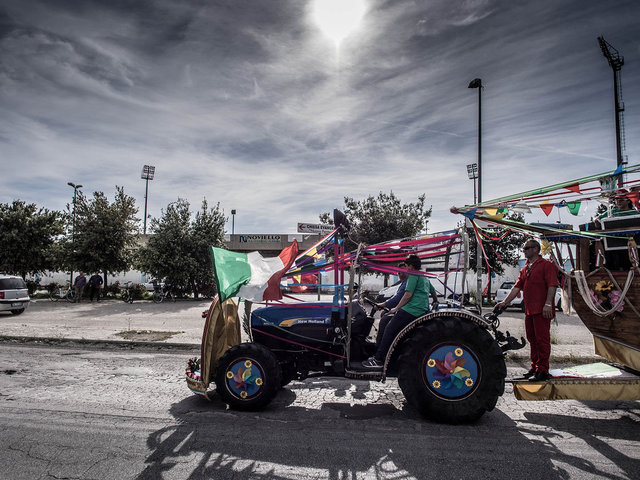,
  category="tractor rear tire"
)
[397,316,506,424]
[215,343,282,410]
